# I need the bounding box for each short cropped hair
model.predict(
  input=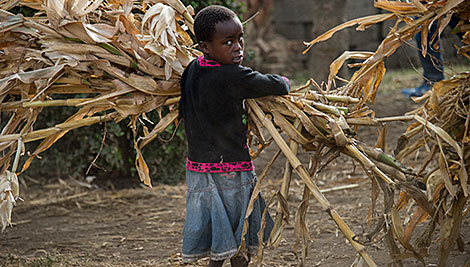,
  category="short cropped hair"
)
[194,5,236,42]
